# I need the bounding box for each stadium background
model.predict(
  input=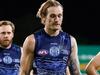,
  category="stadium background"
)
[0,0,99,74]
